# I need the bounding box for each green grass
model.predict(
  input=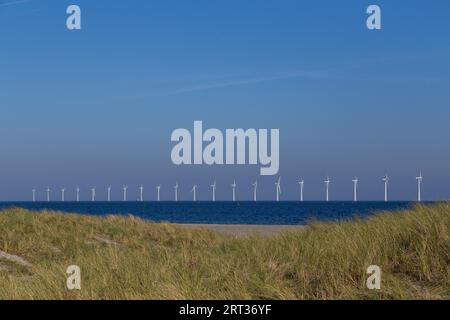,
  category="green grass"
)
[0,203,449,300]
